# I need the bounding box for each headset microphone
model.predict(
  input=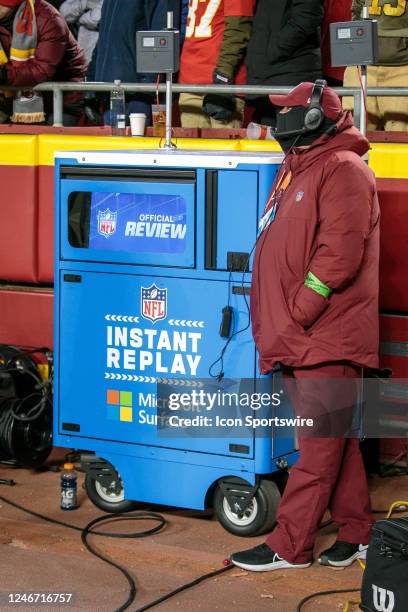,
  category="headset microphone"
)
[271,126,307,138]
[273,122,337,140]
